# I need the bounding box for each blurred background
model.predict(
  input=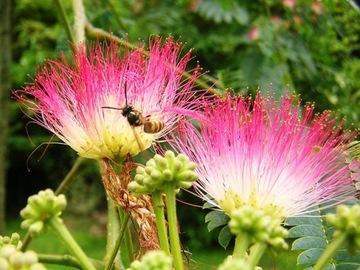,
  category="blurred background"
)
[0,0,359,268]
